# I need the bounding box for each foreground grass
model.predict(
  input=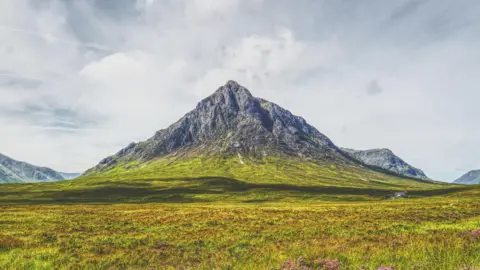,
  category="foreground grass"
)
[0,190,479,269]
